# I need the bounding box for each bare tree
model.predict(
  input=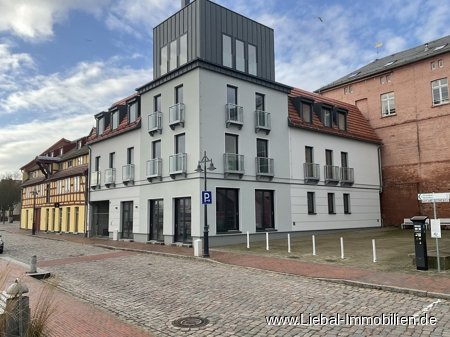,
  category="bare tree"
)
[0,174,21,223]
